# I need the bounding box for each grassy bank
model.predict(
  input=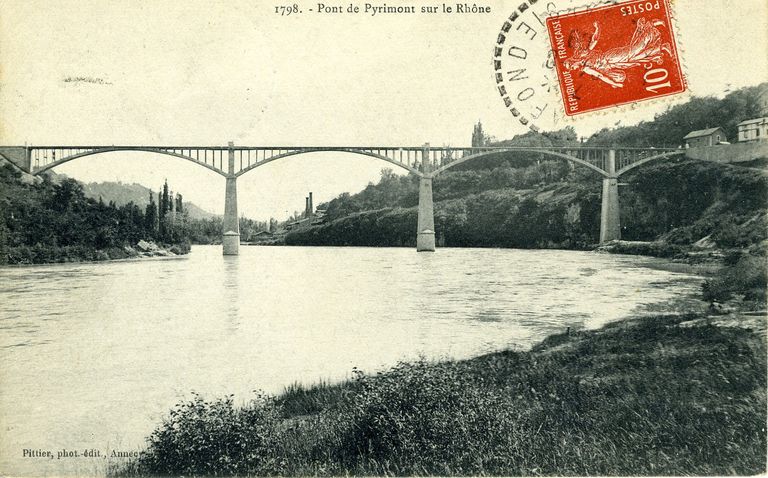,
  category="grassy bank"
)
[119,309,766,476]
